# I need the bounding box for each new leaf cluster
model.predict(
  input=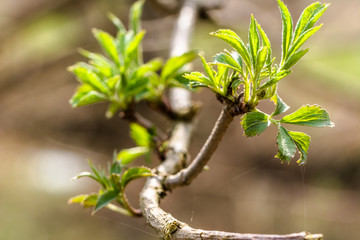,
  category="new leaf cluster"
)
[68,0,196,118]
[186,0,333,164]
